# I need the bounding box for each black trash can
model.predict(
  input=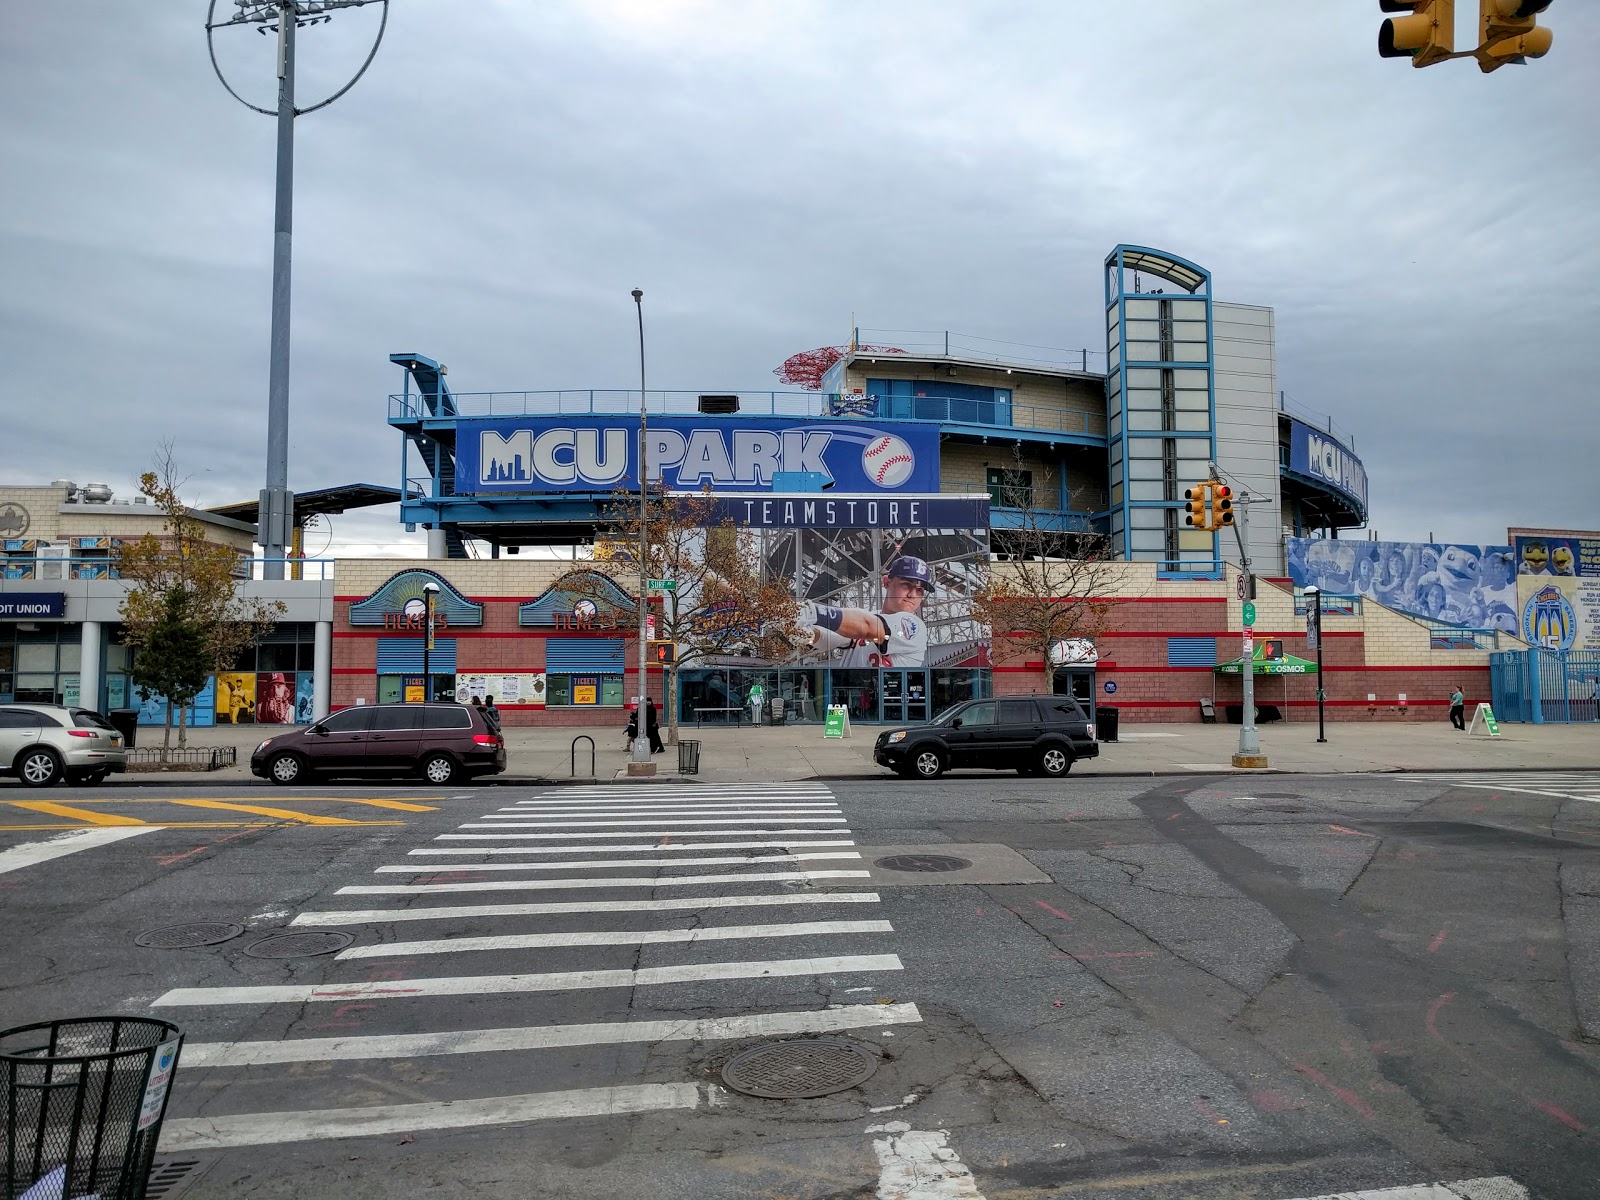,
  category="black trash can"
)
[2,1016,184,1200]
[1095,705,1120,743]
[677,739,701,775]
[108,709,139,750]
